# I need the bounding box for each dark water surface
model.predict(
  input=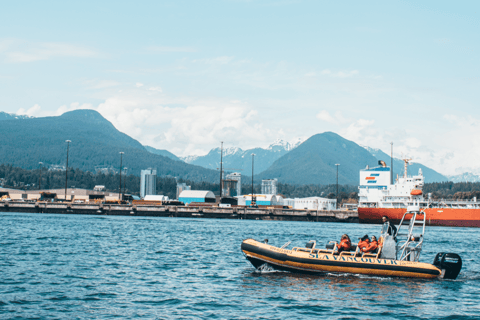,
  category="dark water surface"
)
[0,212,478,319]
